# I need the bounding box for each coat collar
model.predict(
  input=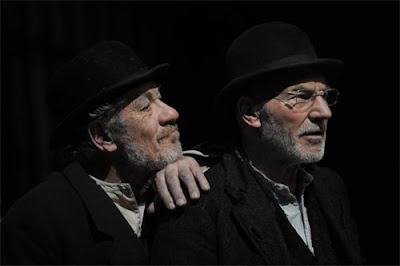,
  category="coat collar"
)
[62,162,147,264]
[223,152,361,265]
[222,152,292,264]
